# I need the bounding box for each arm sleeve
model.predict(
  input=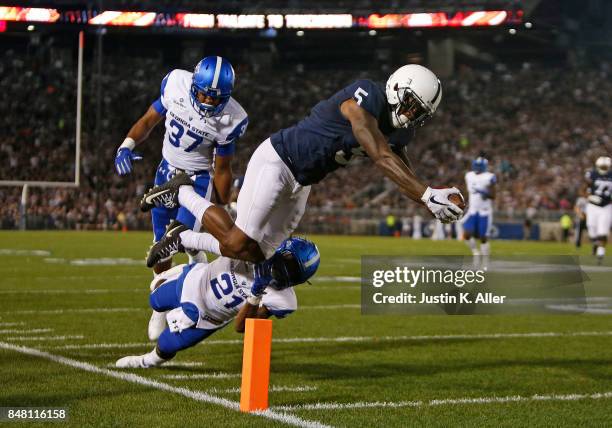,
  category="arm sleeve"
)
[490,174,497,185]
[261,288,297,319]
[216,116,248,157]
[151,71,171,115]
